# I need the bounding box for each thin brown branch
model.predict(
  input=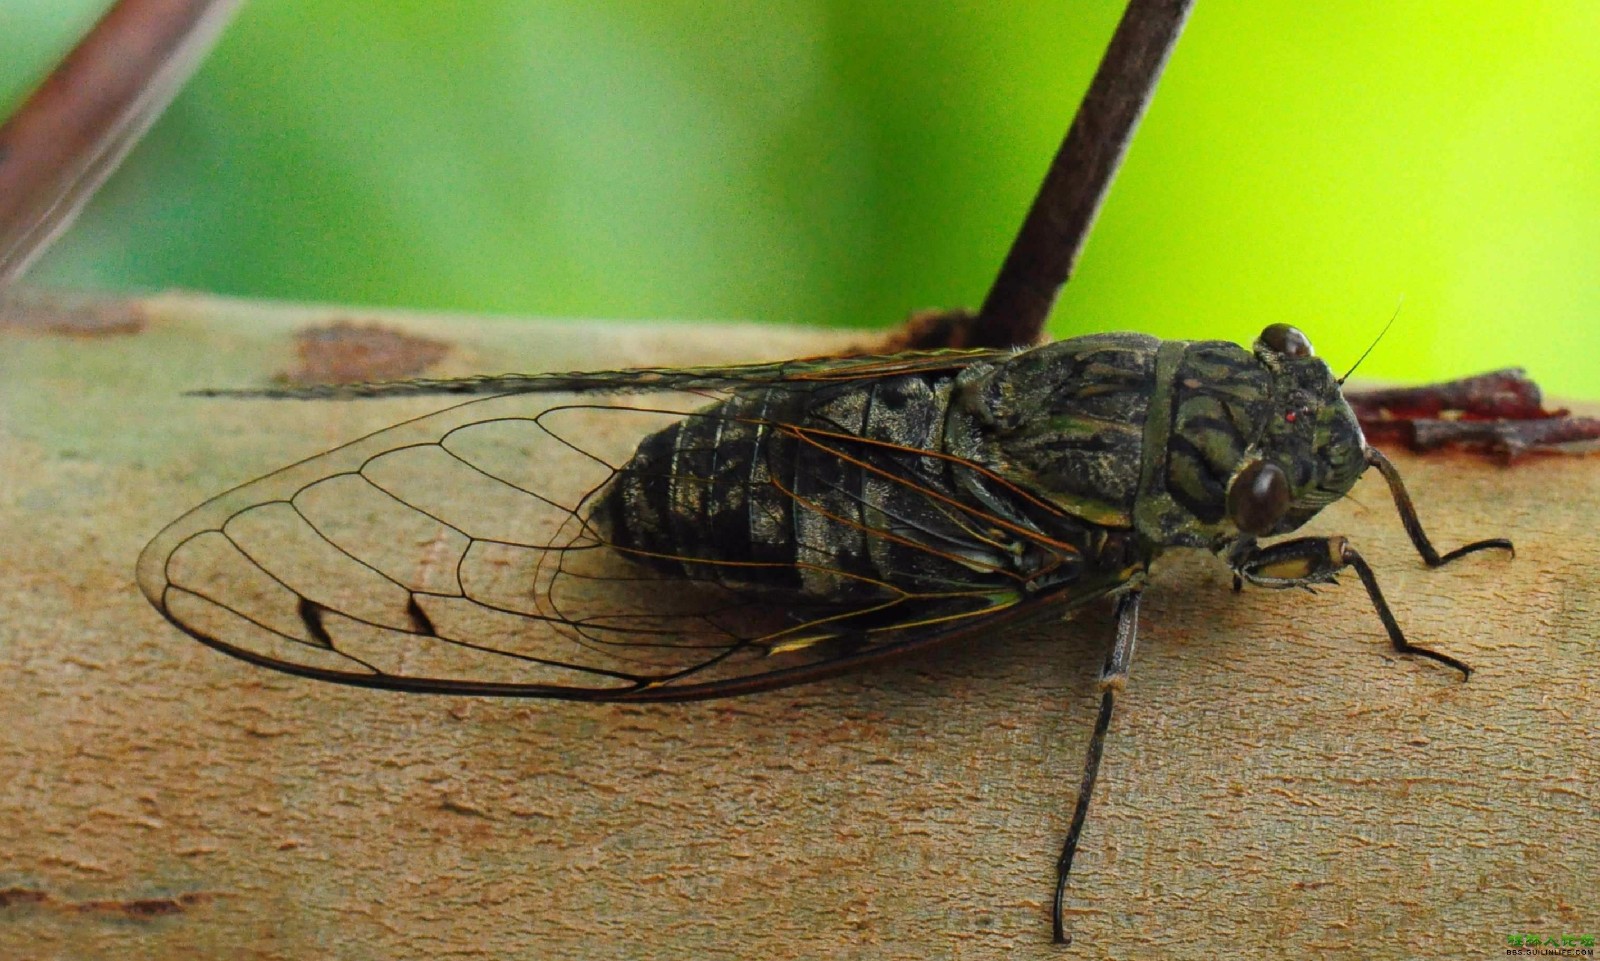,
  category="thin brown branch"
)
[972,0,1196,348]
[0,0,242,288]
